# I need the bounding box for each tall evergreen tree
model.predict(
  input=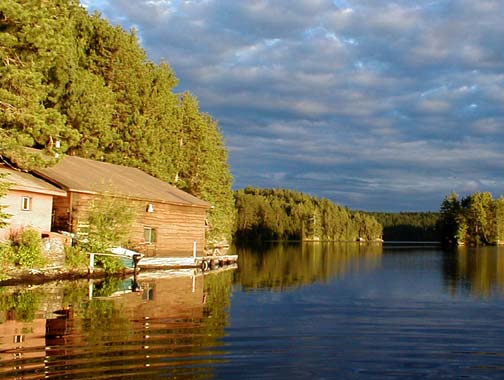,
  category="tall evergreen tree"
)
[495,197,504,244]
[0,0,70,155]
[438,192,461,244]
